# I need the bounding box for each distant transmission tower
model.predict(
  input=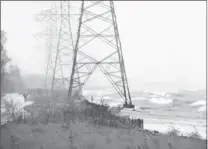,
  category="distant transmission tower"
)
[36,1,82,95]
[44,21,57,91]
[50,1,75,92]
[68,1,134,107]
[35,3,59,94]
[44,8,59,92]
